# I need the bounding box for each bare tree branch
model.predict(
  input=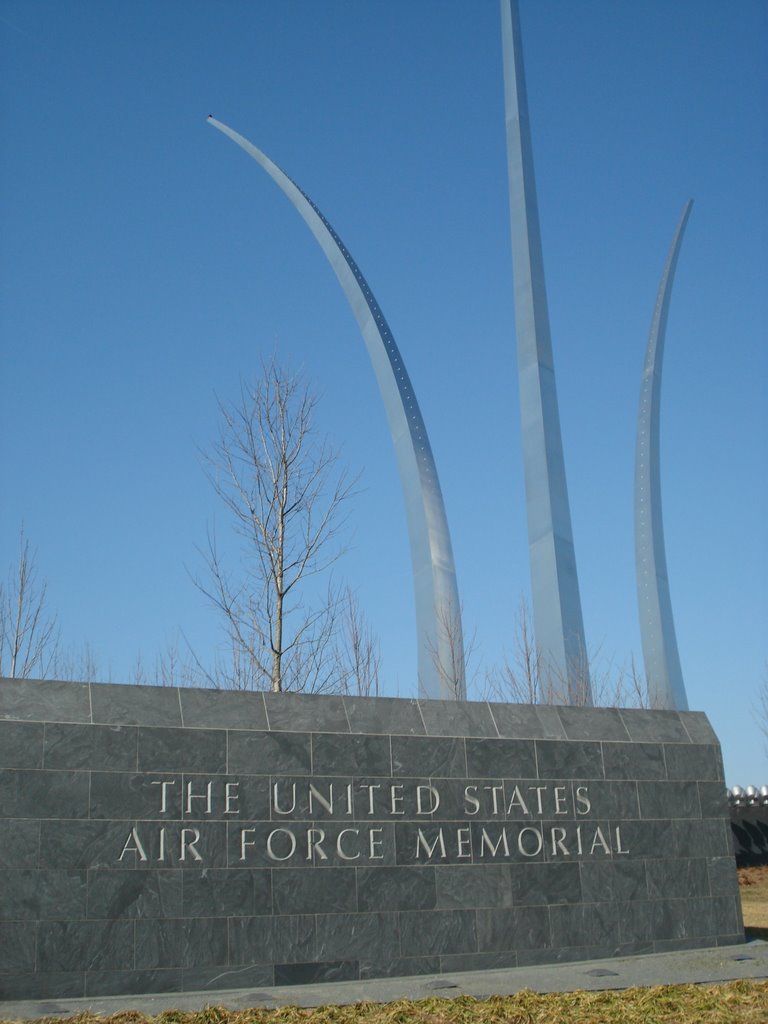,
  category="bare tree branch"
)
[428,601,477,700]
[0,527,59,679]
[194,358,358,692]
[334,586,381,697]
[484,596,648,709]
